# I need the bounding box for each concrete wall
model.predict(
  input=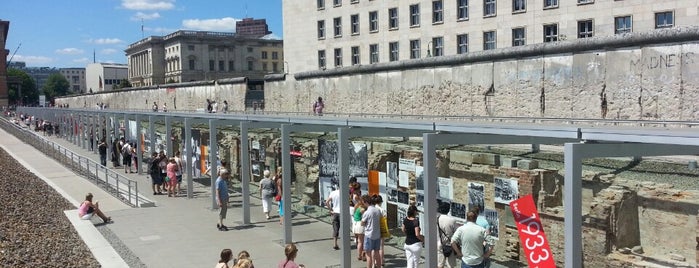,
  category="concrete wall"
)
[57,78,248,112]
[266,41,699,121]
